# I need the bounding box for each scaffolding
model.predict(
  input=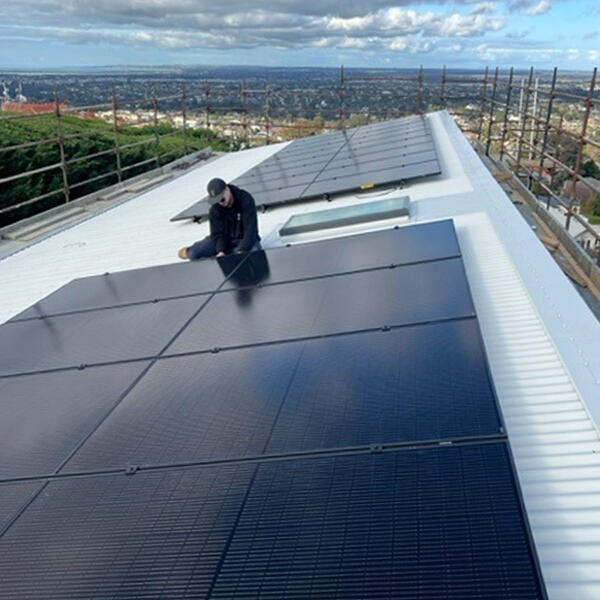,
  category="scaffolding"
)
[1,65,599,257]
